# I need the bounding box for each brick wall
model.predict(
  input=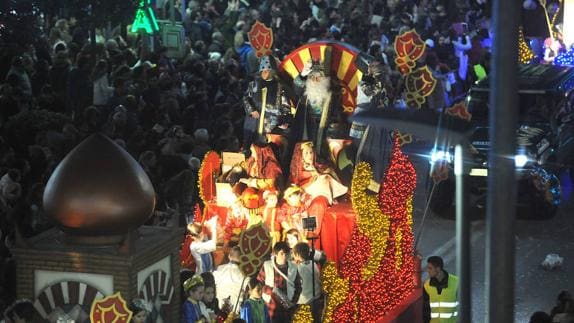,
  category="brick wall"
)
[12,226,185,320]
